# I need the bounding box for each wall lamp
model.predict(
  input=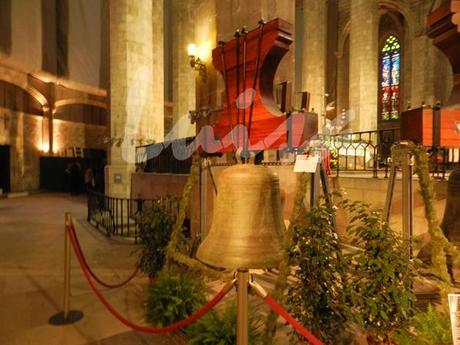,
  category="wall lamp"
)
[187,44,207,81]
